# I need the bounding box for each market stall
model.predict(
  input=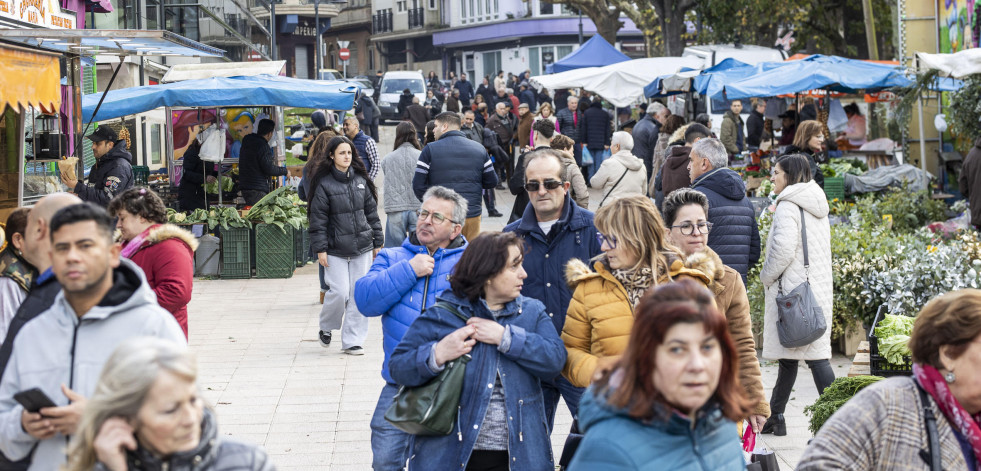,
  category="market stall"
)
[544,35,630,74]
